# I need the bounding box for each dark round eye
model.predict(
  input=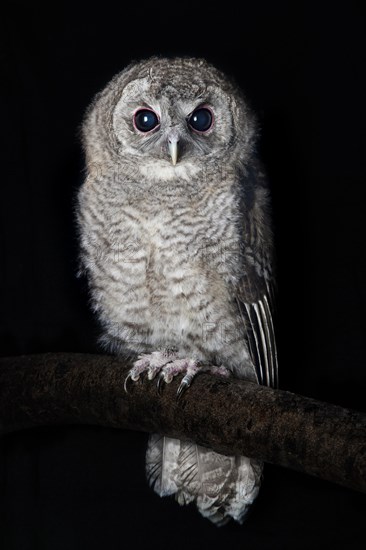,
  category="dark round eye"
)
[133,109,159,132]
[188,107,213,132]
